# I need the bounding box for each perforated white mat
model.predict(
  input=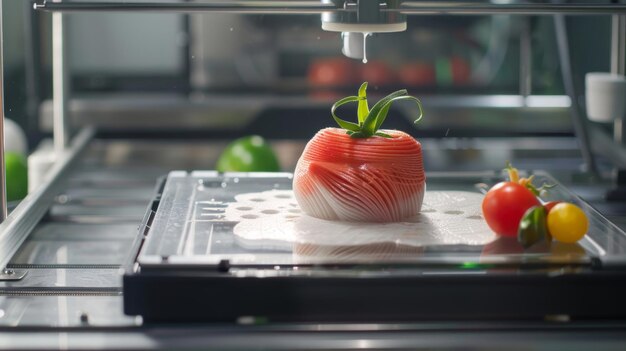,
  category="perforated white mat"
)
[223,190,496,251]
